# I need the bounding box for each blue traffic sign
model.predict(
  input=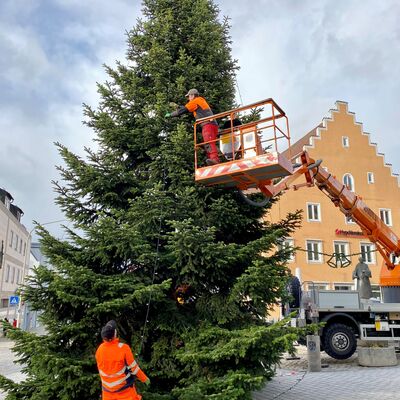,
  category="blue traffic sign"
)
[9,296,19,306]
